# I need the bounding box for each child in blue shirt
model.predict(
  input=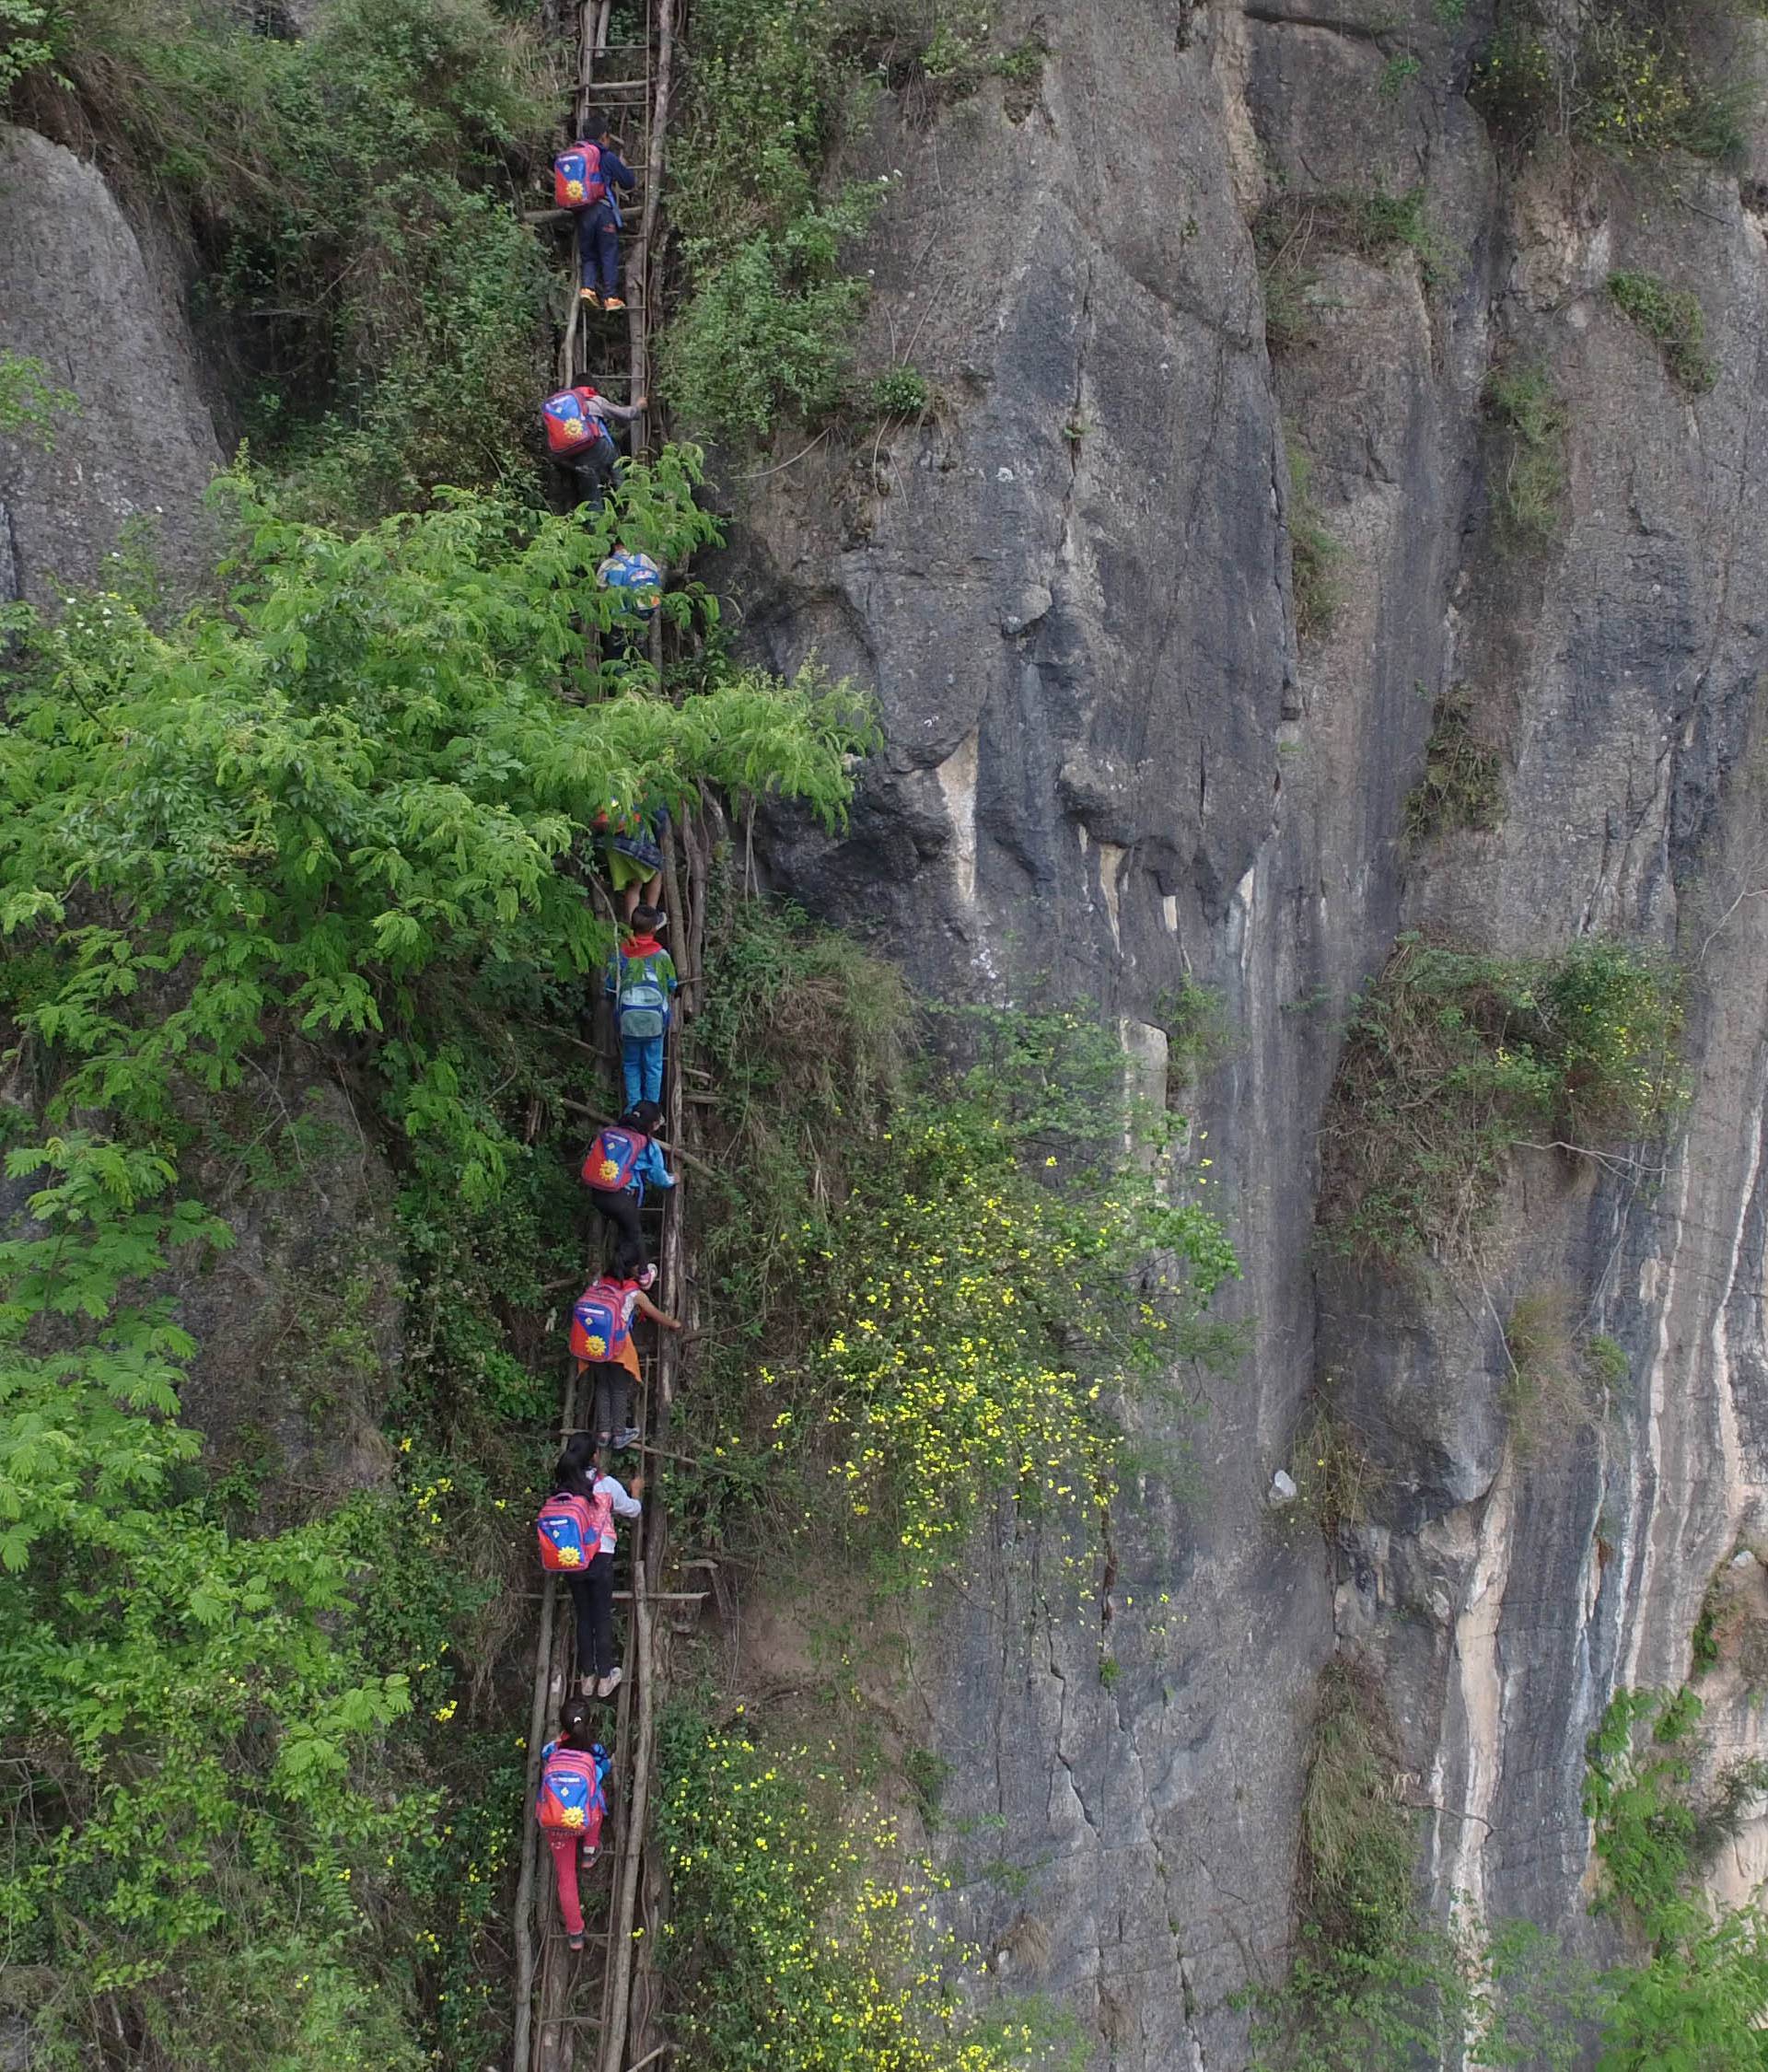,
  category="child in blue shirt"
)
[605,906,677,1108]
